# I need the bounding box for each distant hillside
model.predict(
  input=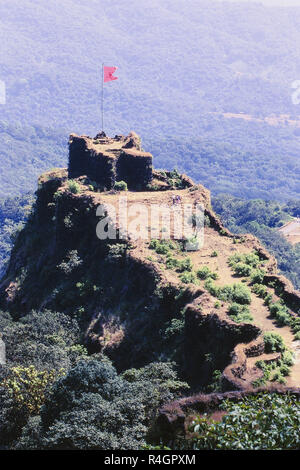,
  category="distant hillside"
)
[1,0,300,200]
[1,0,300,133]
[0,122,66,198]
